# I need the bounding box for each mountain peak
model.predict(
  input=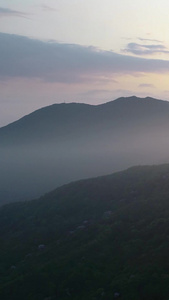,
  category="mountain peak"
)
[114,95,157,102]
[101,95,167,108]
